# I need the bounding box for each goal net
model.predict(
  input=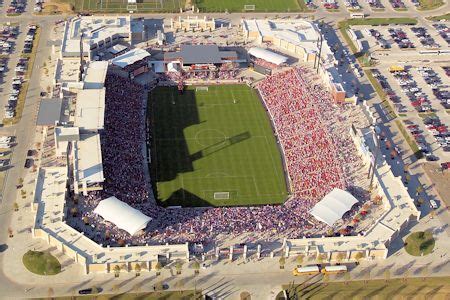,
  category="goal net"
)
[127,4,137,10]
[244,4,255,11]
[214,192,230,200]
[195,86,209,91]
